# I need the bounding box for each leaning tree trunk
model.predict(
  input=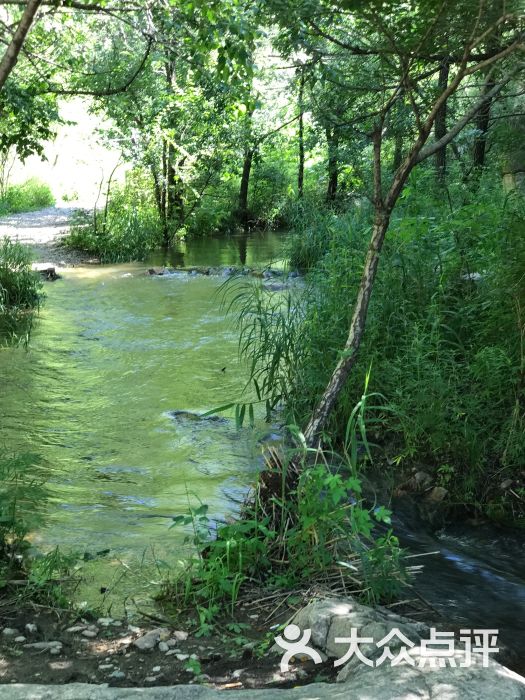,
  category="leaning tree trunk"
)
[303,209,390,444]
[0,0,42,92]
